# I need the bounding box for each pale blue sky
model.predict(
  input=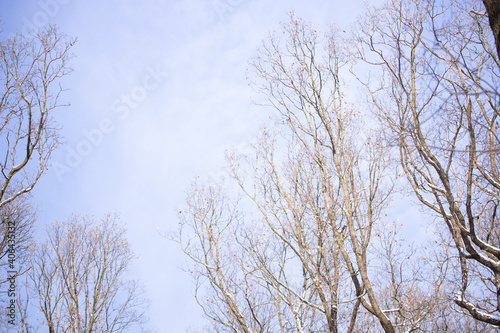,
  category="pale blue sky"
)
[1,1,385,331]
